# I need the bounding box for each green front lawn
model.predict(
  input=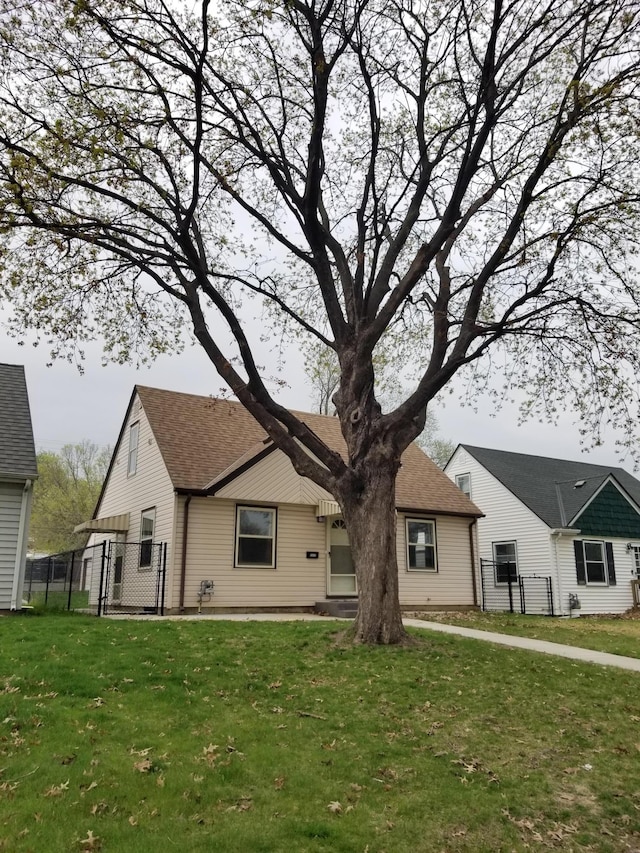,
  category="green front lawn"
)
[1,614,639,852]
[415,610,640,659]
